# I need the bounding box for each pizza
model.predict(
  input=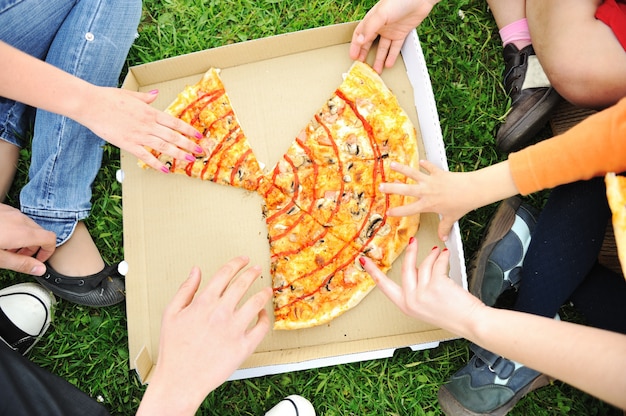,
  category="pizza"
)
[140,68,263,191]
[262,61,420,329]
[605,172,626,278]
[140,61,420,329]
